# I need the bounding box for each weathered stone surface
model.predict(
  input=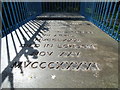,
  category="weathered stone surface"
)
[1,14,118,88]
